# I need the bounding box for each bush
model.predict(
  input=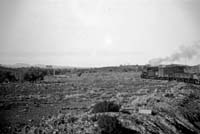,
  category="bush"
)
[92,101,120,113]
[97,115,122,134]
[24,68,46,82]
[97,115,140,134]
[0,71,17,83]
[67,116,78,123]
